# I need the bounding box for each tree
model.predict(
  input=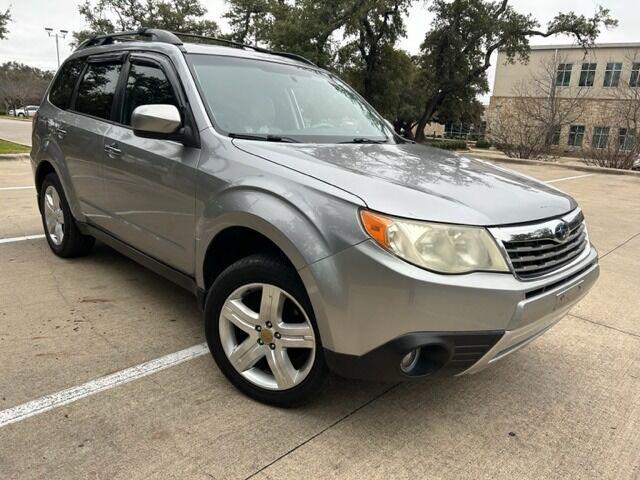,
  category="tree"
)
[224,0,418,133]
[224,0,384,69]
[339,45,423,137]
[487,54,589,159]
[342,0,411,101]
[73,0,220,45]
[223,0,271,44]
[413,0,617,142]
[0,7,10,40]
[0,62,53,114]
[265,0,369,69]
